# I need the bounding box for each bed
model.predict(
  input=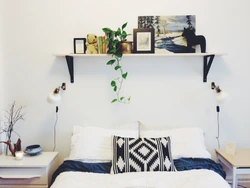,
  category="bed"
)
[50,124,230,188]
